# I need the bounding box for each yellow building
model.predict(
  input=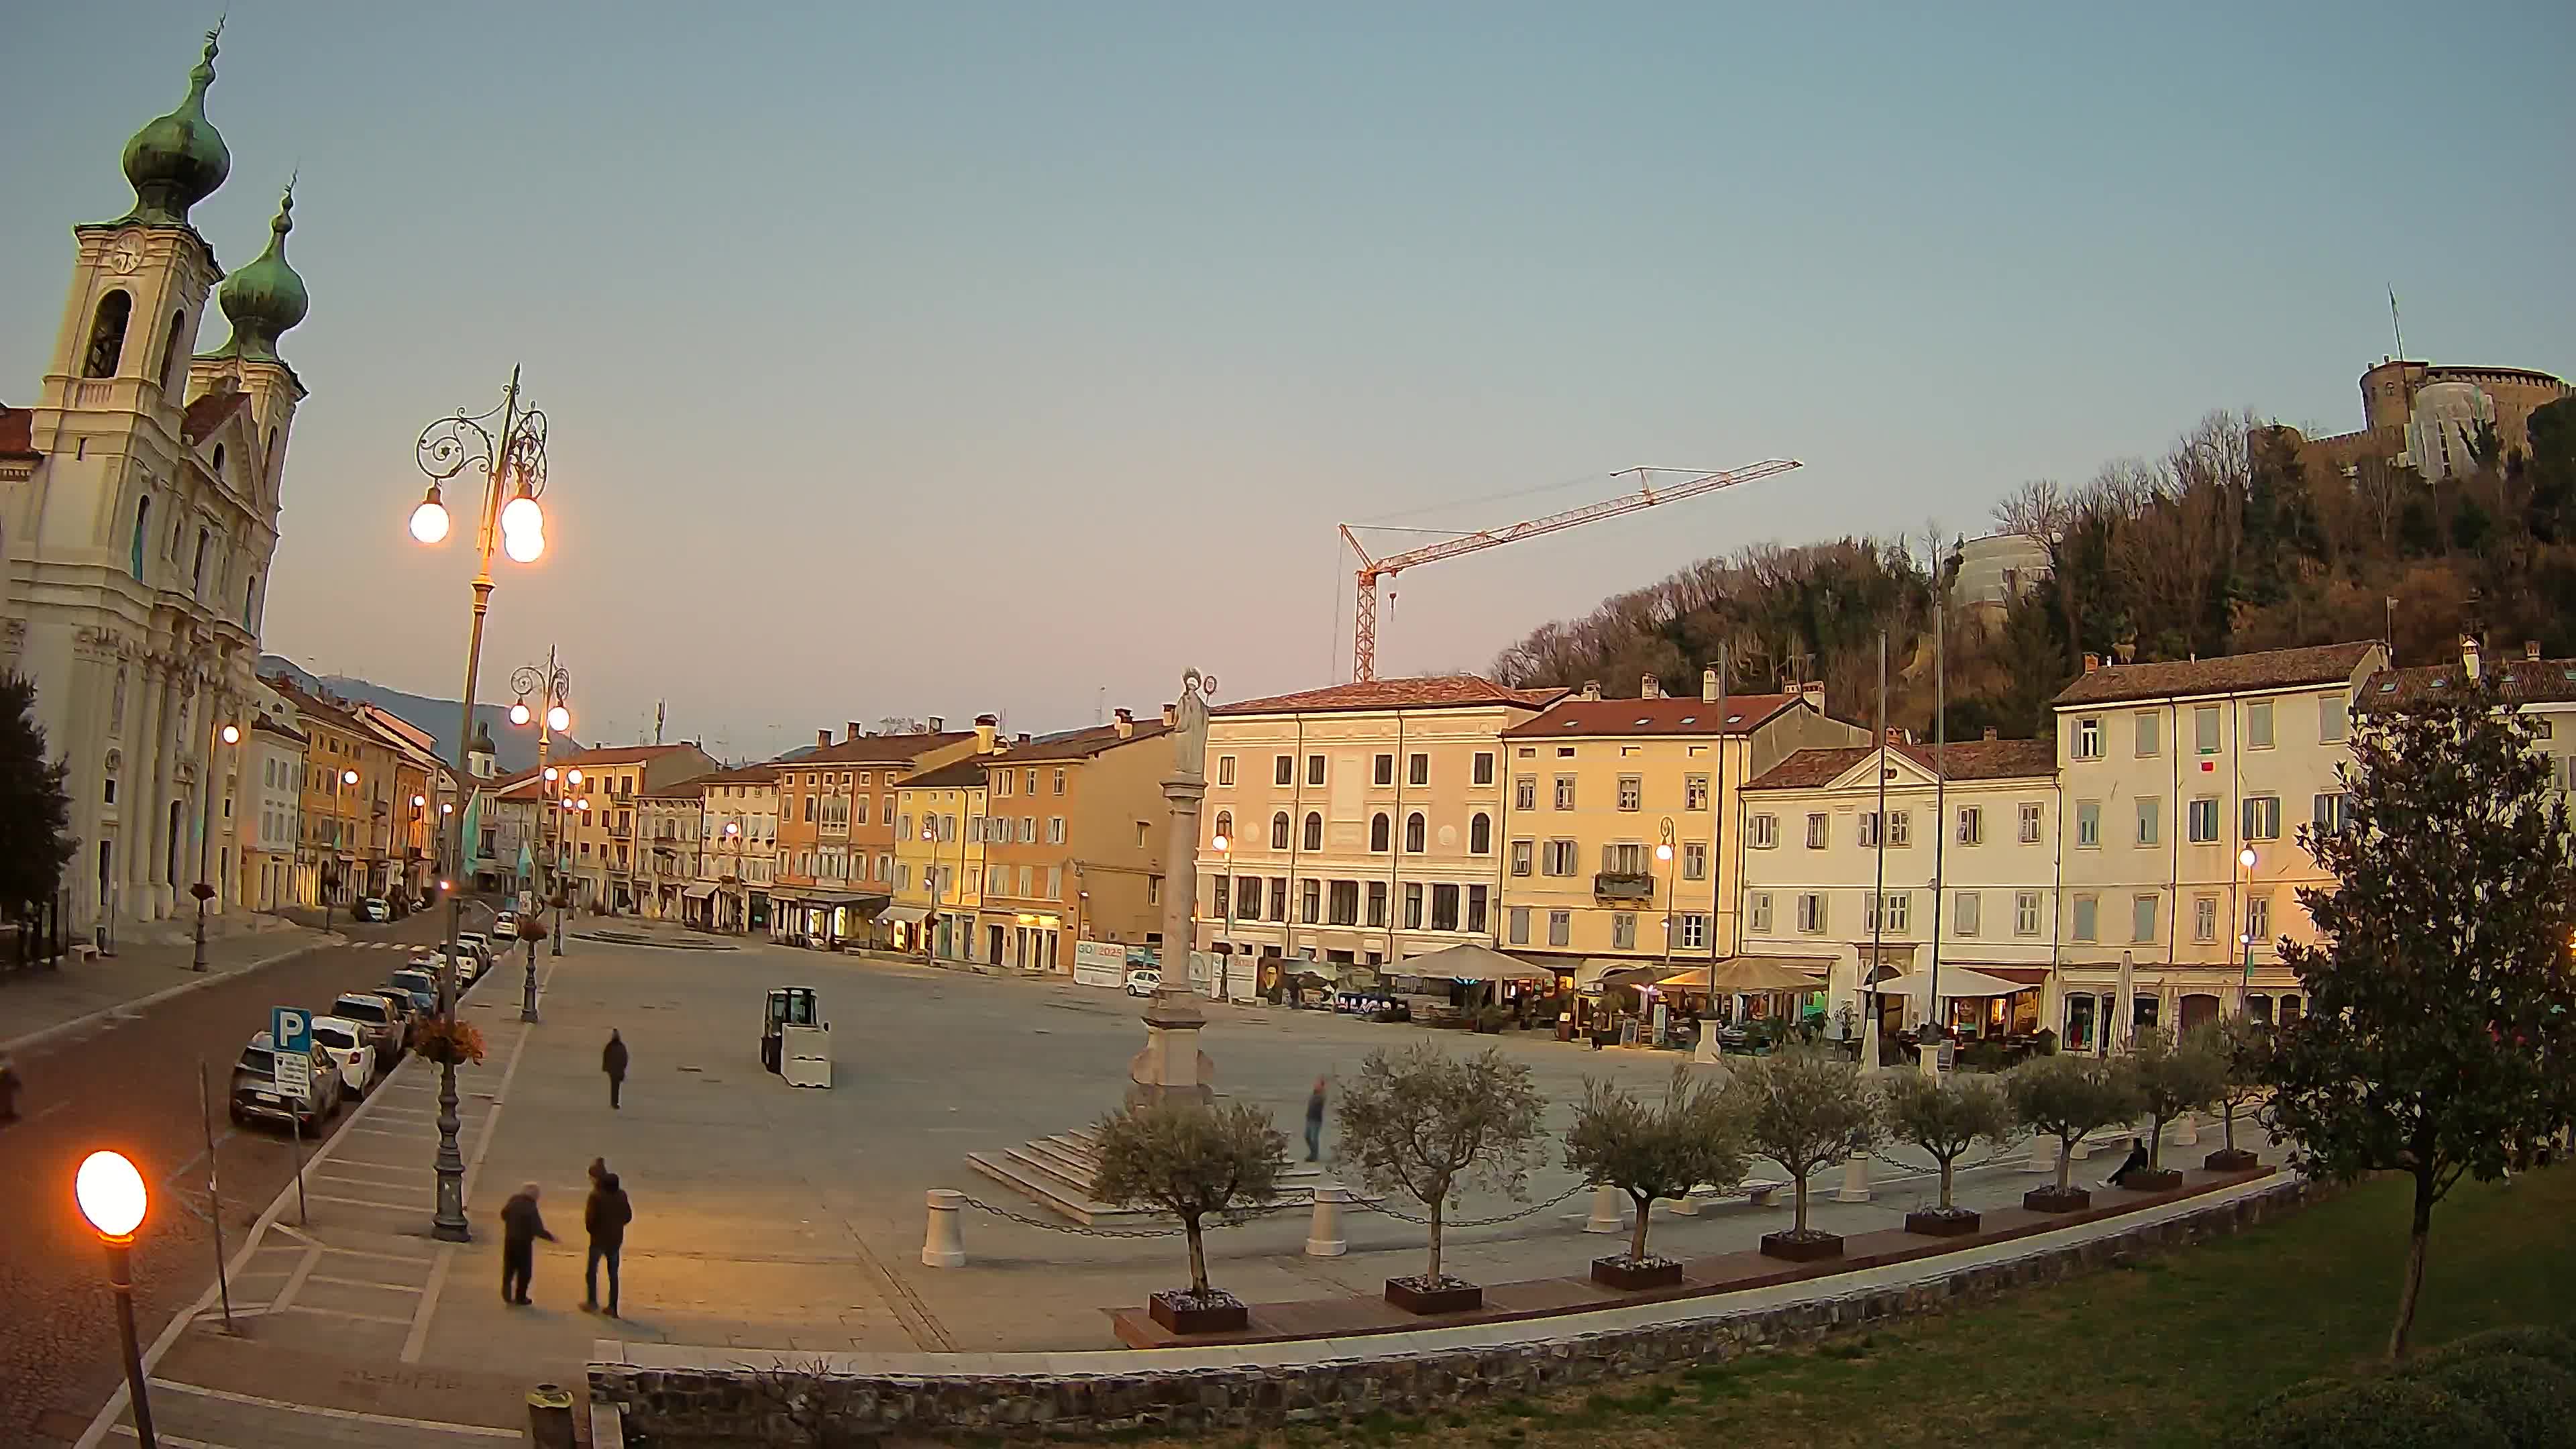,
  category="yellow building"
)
[1497,674,1865,975]
[892,754,989,960]
[1191,675,1564,980]
[975,706,1175,972]
[271,681,396,908]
